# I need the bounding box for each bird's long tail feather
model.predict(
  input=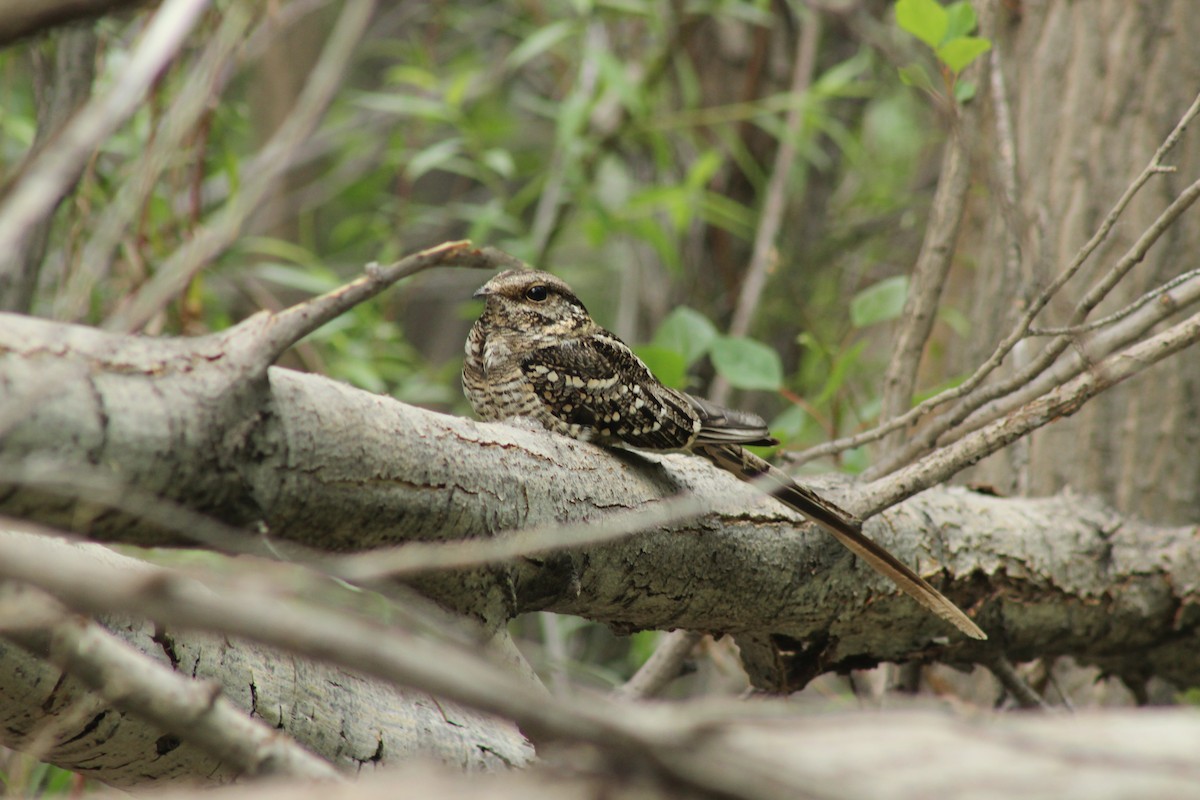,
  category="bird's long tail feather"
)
[695,444,986,640]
